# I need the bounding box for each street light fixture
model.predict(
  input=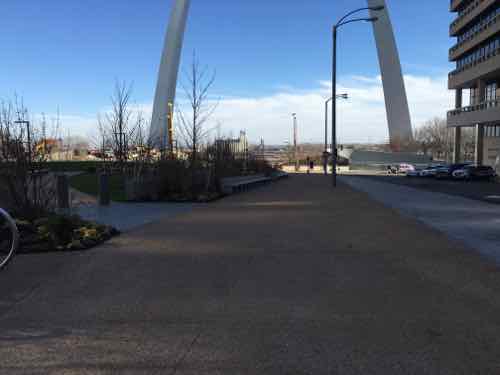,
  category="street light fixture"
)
[324,94,348,175]
[331,6,384,187]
